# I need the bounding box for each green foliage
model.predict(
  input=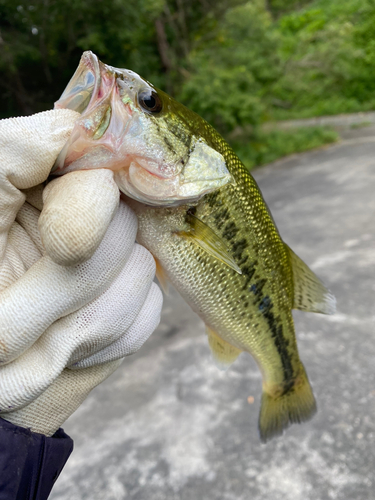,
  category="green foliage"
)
[270,0,372,119]
[180,0,375,127]
[179,1,281,134]
[232,126,338,169]
[268,0,314,17]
